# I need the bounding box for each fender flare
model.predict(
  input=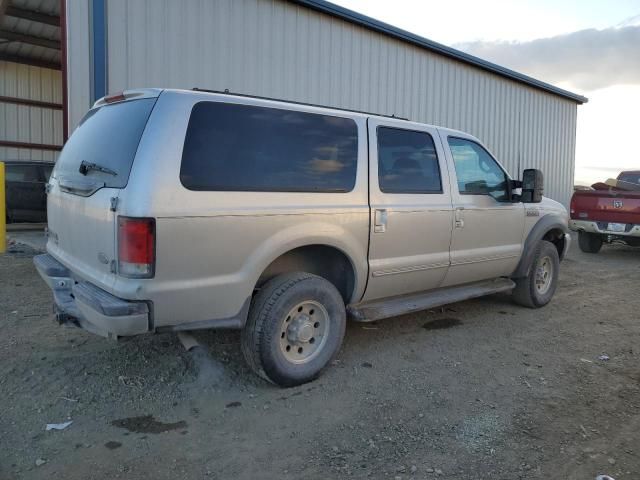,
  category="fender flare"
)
[512,214,568,278]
